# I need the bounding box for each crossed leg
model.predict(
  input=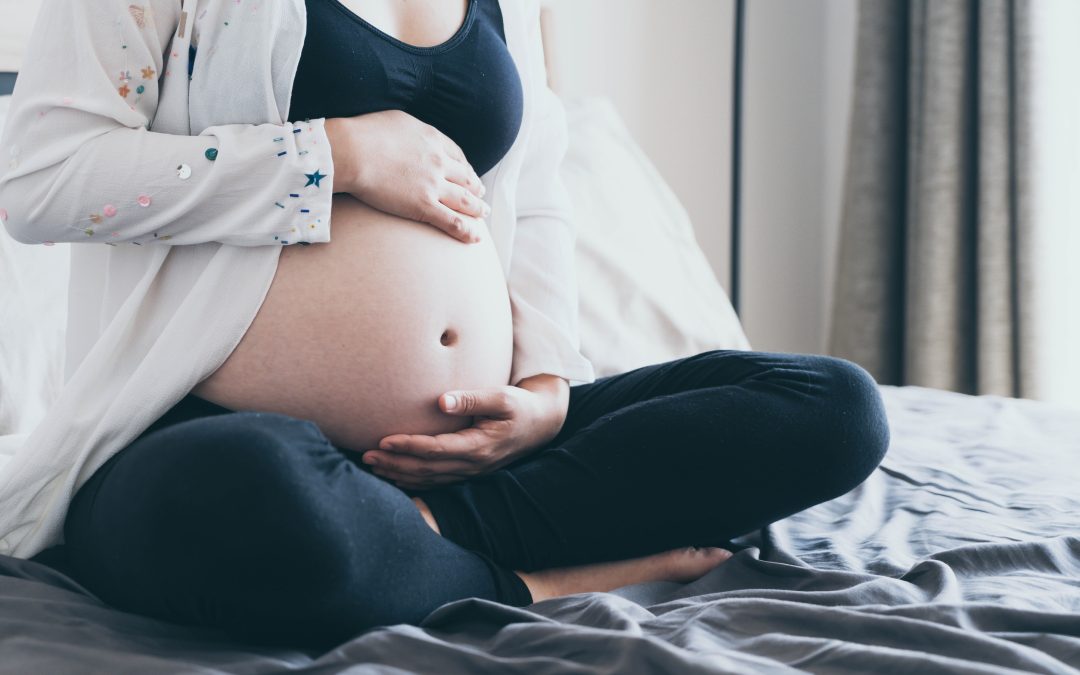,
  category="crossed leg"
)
[61,349,890,649]
[418,349,892,571]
